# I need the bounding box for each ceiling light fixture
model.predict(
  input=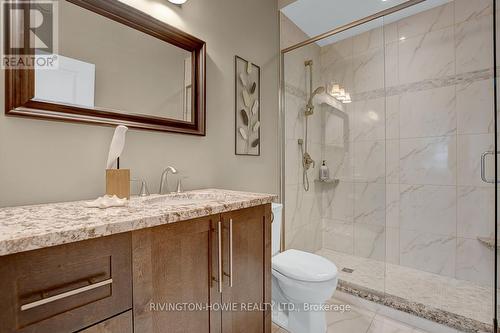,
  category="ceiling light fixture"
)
[168,0,187,5]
